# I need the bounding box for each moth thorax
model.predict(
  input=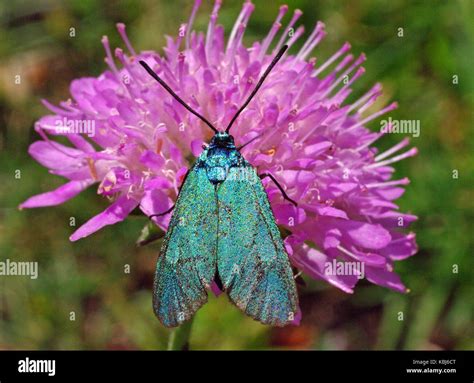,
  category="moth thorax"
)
[209,133,235,149]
